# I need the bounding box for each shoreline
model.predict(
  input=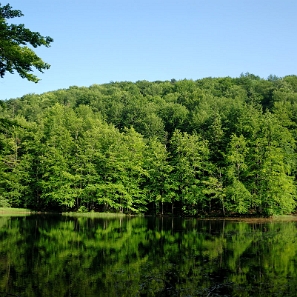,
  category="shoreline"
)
[0,208,297,222]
